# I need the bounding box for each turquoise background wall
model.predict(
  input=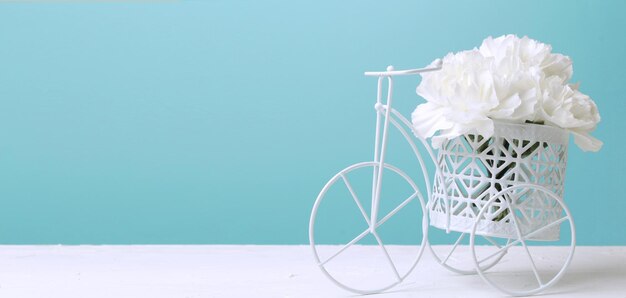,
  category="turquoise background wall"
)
[0,0,624,245]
